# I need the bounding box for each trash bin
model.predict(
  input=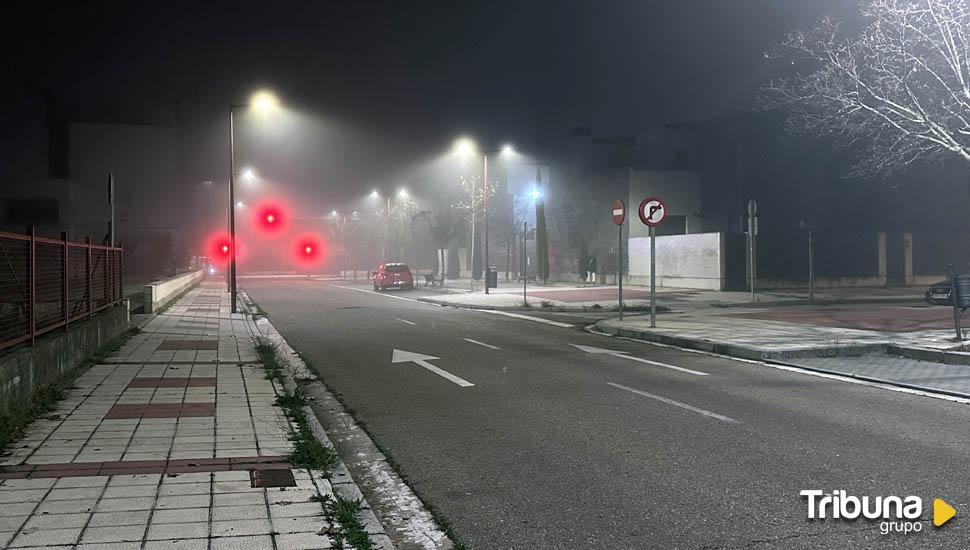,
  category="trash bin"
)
[486,267,498,289]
